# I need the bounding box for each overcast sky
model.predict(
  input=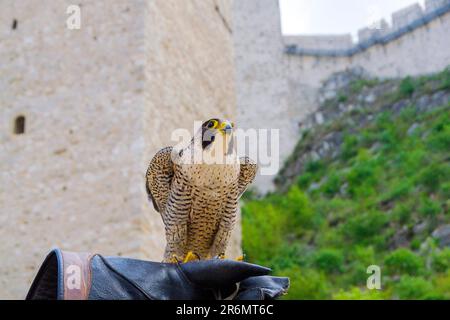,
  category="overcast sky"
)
[279,0,426,38]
